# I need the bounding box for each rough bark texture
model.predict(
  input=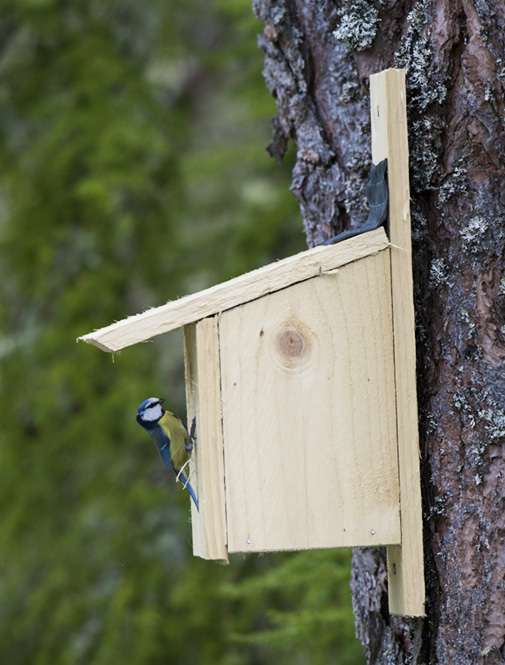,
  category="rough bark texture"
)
[252,1,505,663]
